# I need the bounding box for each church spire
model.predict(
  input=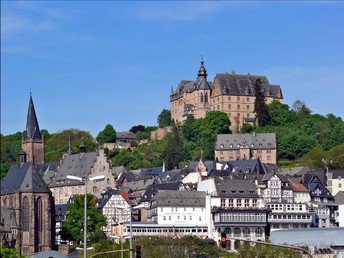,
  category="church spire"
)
[24,93,42,141]
[197,55,207,79]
